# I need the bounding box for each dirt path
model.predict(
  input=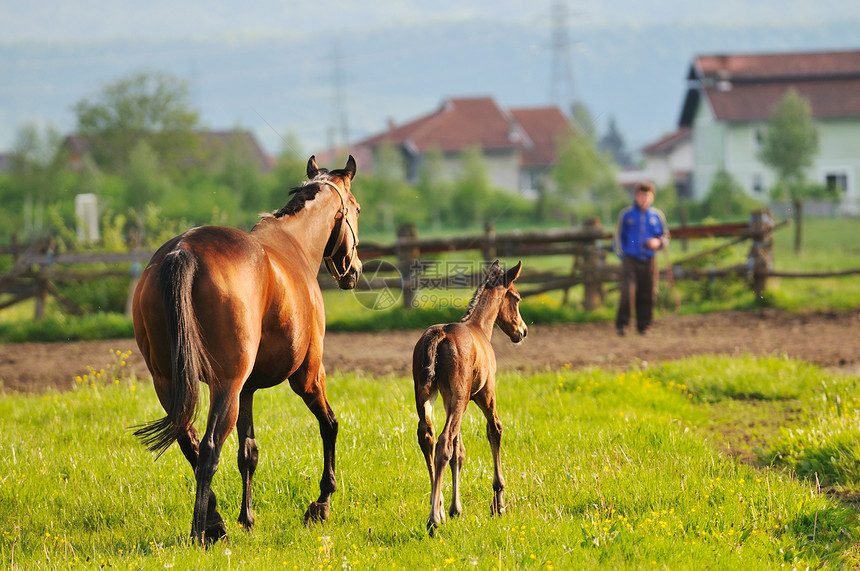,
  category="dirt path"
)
[1,309,859,394]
